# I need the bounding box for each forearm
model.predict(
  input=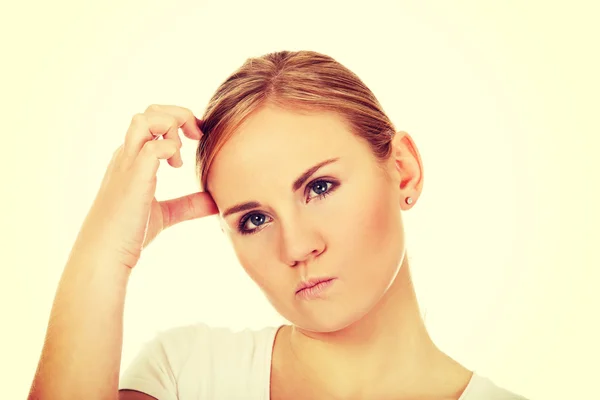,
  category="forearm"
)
[29,235,132,400]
